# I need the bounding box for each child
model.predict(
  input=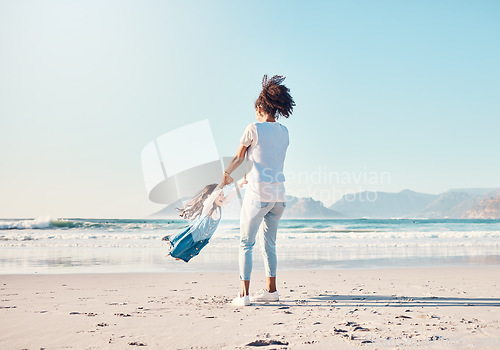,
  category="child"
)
[163,178,247,262]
